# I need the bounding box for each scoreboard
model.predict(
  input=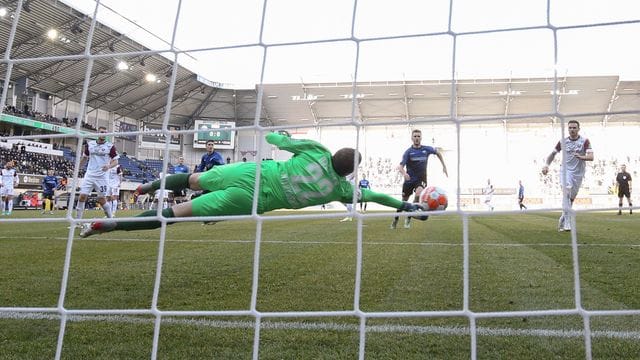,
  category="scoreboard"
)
[193,120,235,149]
